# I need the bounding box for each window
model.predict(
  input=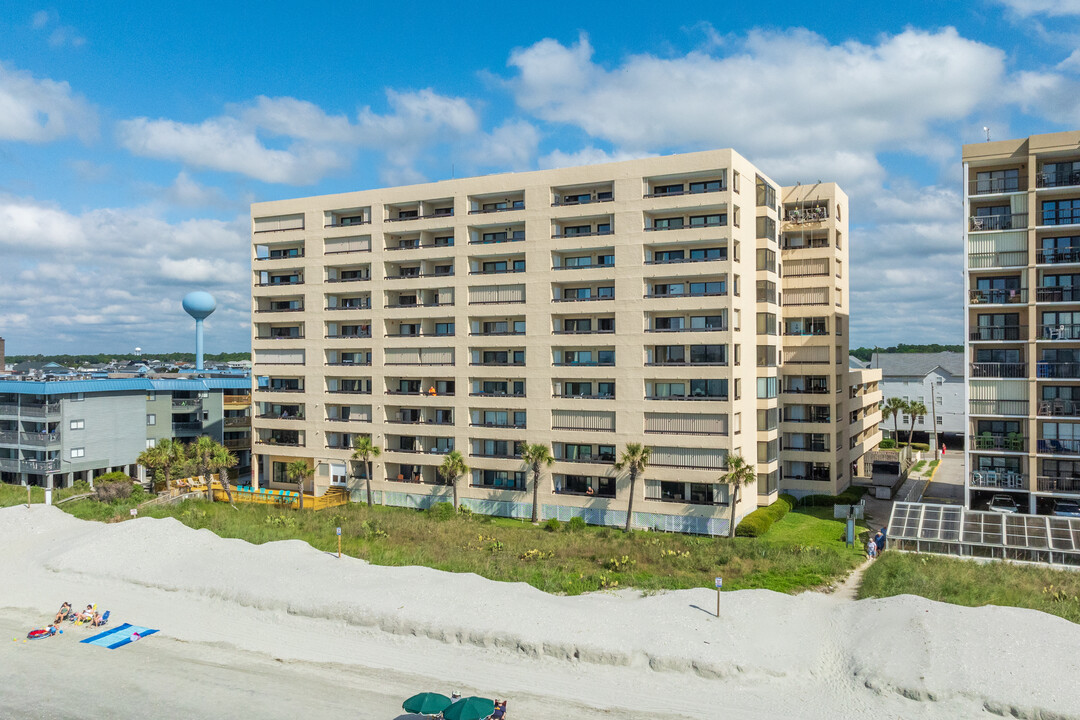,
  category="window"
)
[755,175,777,207]
[654,217,685,230]
[976,168,1019,194]
[69,419,84,430]
[757,377,778,399]
[756,248,776,272]
[146,414,156,426]
[71,448,85,459]
[690,247,725,261]
[689,213,725,227]
[690,179,722,194]
[71,393,84,402]
[1043,199,1080,226]
[146,438,157,449]
[146,392,156,401]
[756,313,777,335]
